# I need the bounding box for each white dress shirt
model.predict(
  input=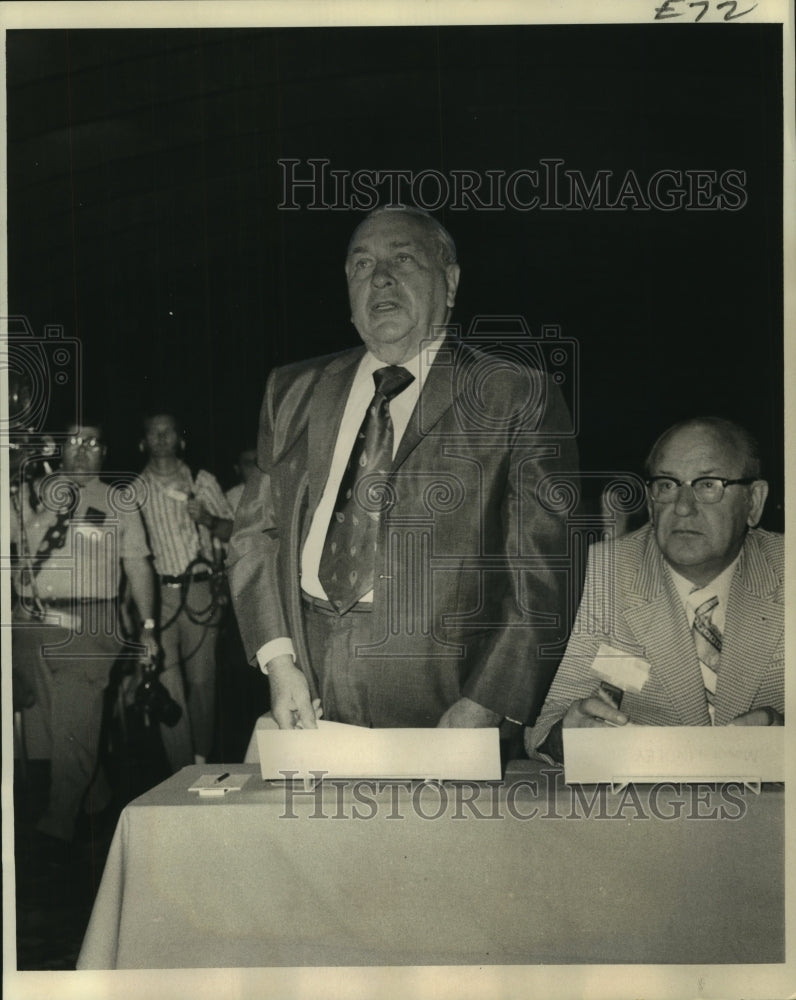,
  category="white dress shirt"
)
[257,337,445,671]
[667,557,738,636]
